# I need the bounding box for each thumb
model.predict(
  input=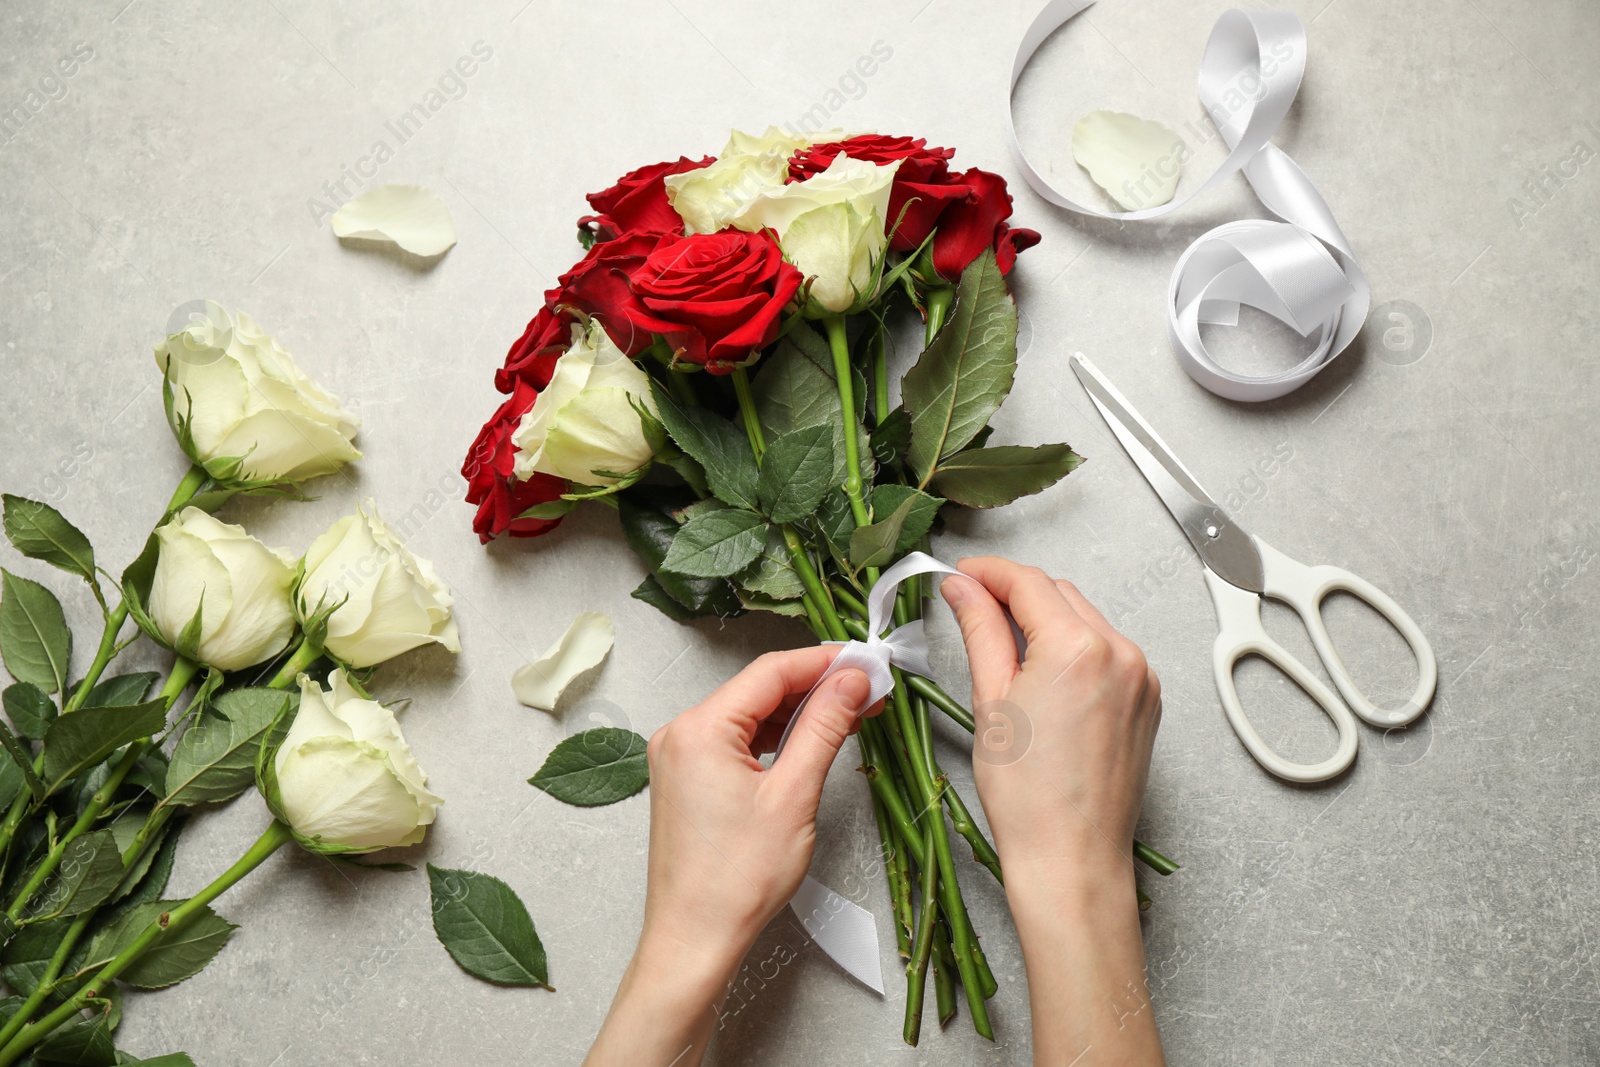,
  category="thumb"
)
[942,573,1020,705]
[771,668,872,806]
